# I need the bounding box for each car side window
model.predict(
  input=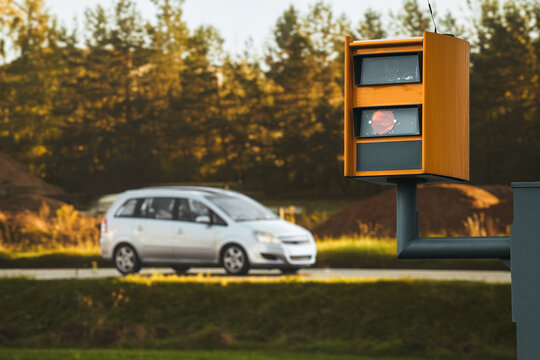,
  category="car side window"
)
[140,197,175,220]
[177,198,197,222]
[189,199,210,218]
[115,198,139,217]
[176,198,226,225]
